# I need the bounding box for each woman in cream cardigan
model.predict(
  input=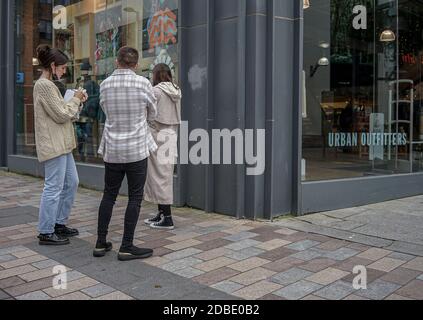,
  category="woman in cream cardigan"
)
[33,45,87,245]
[144,64,182,230]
